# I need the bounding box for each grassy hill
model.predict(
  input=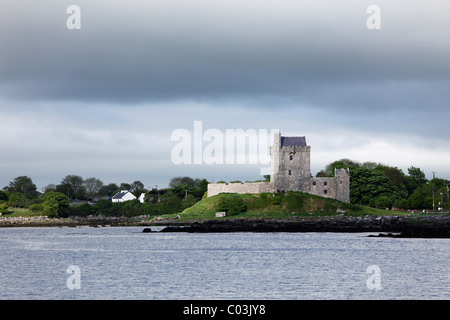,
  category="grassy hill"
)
[175,191,393,221]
